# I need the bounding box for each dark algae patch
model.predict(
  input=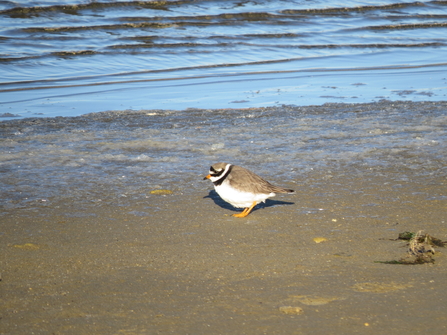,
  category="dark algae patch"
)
[377,231,446,265]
